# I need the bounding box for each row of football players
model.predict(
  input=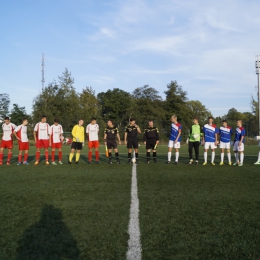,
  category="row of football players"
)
[0,115,257,166]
